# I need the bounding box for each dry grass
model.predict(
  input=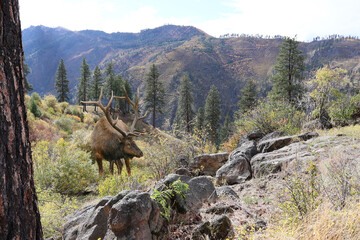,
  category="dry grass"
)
[317,124,360,139]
